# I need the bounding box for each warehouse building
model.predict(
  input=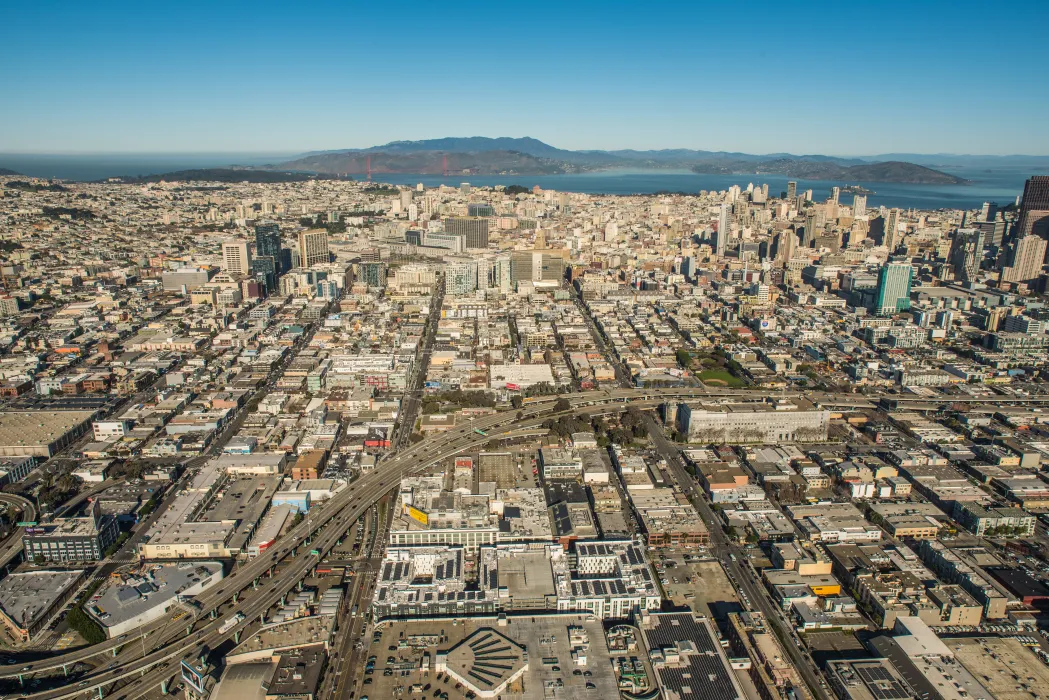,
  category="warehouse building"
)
[0,569,86,642]
[85,562,224,637]
[676,399,829,444]
[0,410,96,457]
